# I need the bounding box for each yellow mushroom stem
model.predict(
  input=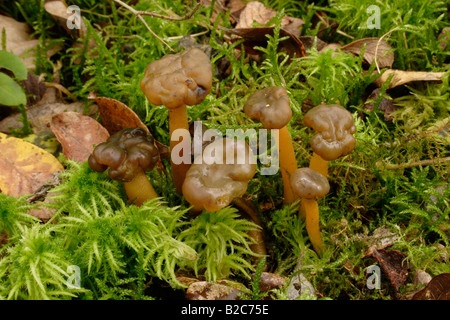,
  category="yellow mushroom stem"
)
[309,152,328,177]
[168,105,191,194]
[302,197,323,255]
[123,168,158,206]
[273,126,298,204]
